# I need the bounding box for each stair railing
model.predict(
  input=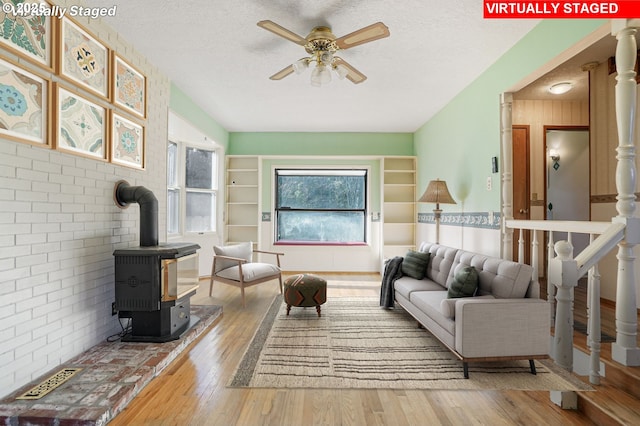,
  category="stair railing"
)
[505,219,625,384]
